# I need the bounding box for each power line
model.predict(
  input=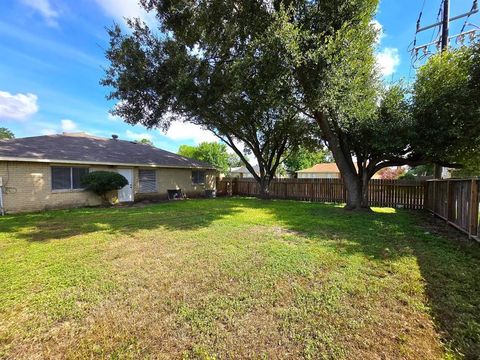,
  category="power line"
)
[459,0,478,37]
